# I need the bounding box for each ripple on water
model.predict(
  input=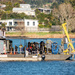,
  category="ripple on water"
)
[0,61,75,75]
